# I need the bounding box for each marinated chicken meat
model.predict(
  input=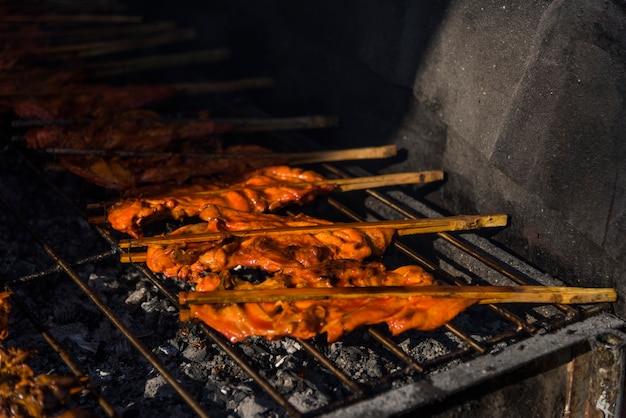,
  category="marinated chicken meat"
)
[12,84,179,120]
[185,260,477,343]
[58,144,284,190]
[0,346,85,418]
[107,166,335,237]
[144,214,394,280]
[24,109,234,152]
[0,292,9,340]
